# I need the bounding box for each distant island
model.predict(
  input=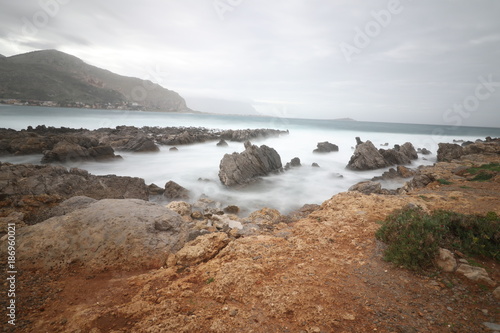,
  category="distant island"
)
[0,50,192,112]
